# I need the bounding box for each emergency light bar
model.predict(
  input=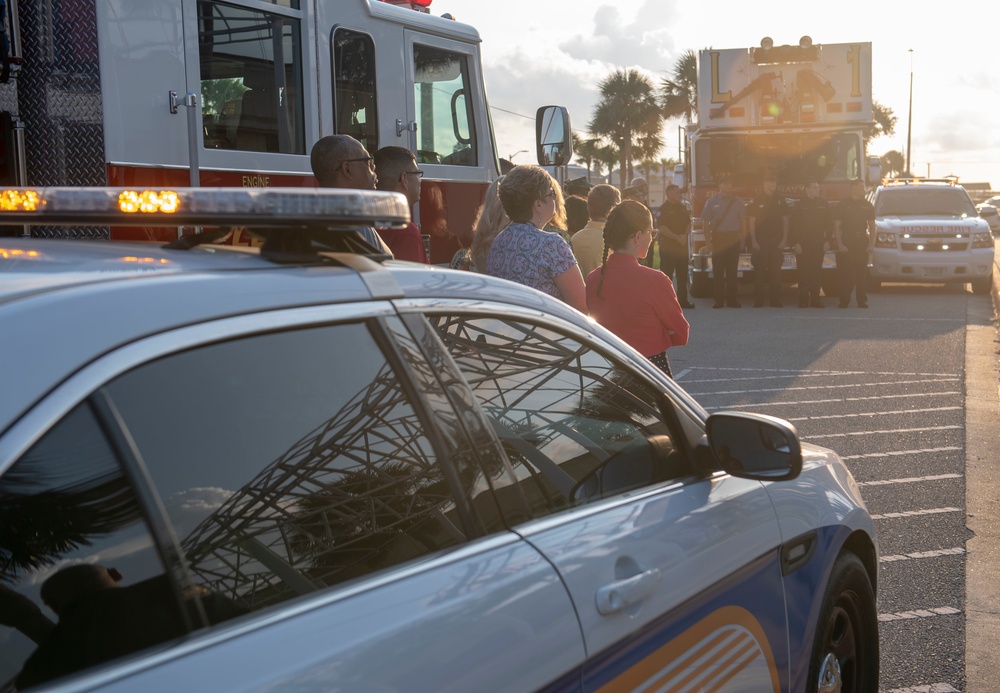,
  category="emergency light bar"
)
[0,187,411,228]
